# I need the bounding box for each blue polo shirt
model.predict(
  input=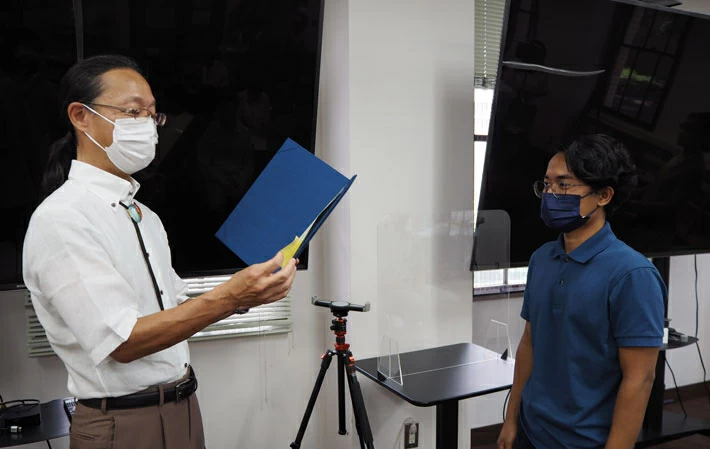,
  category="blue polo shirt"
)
[520,222,665,449]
